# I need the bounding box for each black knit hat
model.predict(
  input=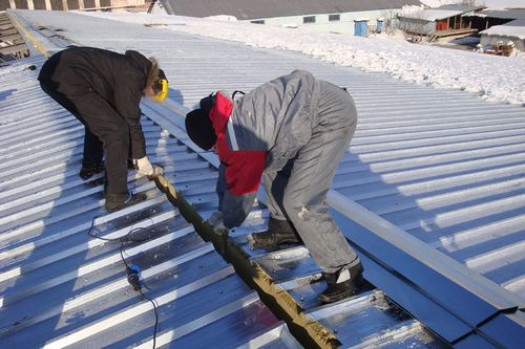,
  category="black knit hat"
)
[185,108,216,150]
